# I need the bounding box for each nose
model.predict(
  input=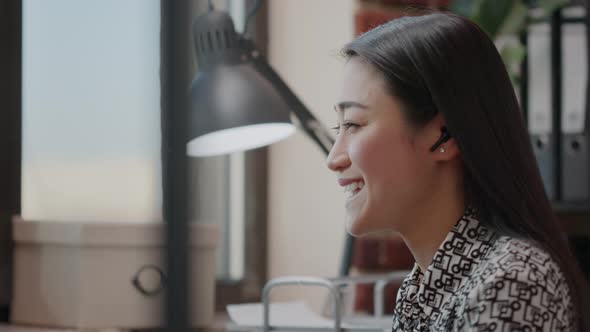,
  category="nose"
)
[326,137,351,172]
